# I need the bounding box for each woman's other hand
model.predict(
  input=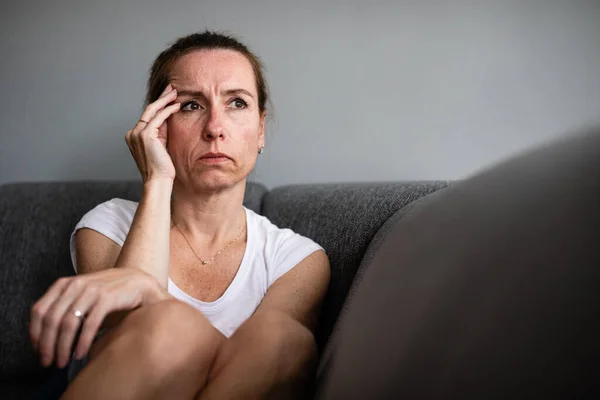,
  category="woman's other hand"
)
[126,84,180,182]
[29,267,168,369]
